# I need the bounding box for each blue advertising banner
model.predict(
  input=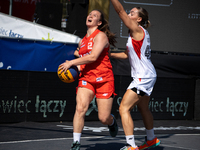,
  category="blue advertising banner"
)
[0,37,78,72]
